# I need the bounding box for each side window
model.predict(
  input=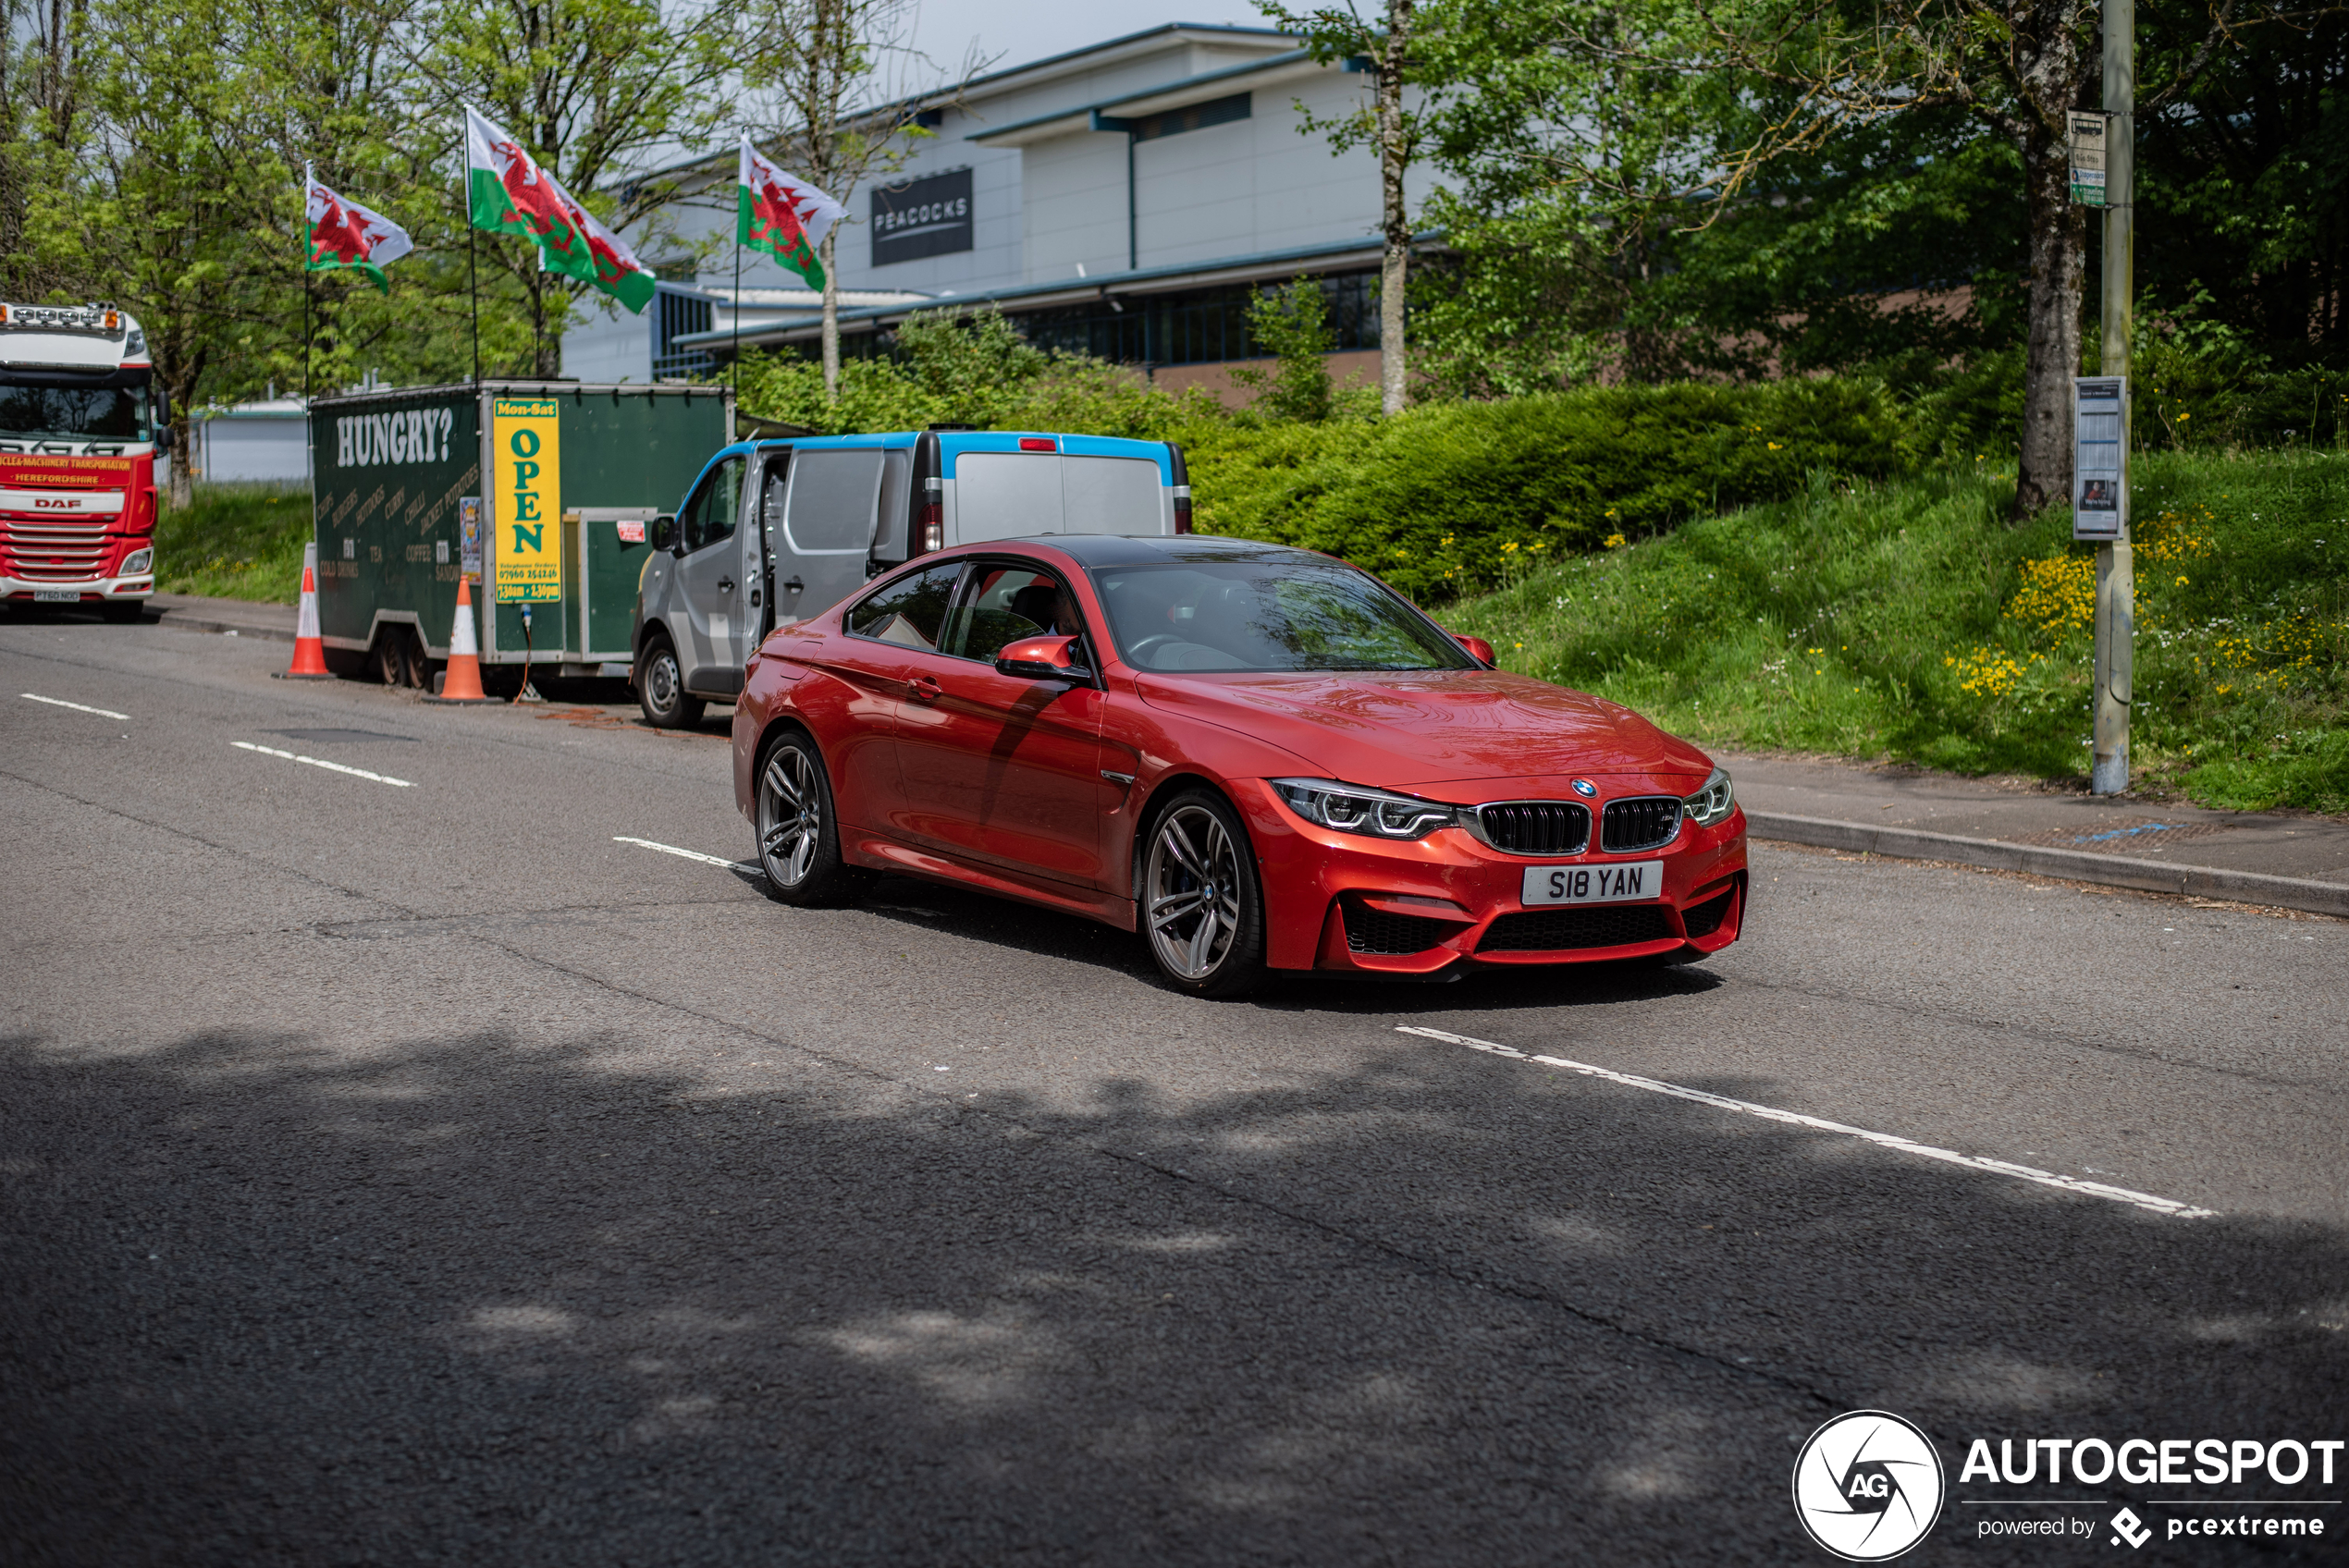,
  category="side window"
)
[941,564,1089,664]
[682,455,744,554]
[846,562,962,651]
[784,449,884,553]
